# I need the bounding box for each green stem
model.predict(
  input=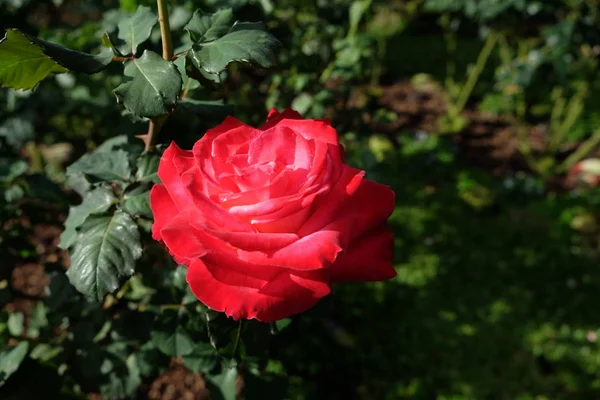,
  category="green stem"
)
[550,87,586,152]
[231,319,243,357]
[454,32,497,113]
[558,129,600,173]
[25,142,44,173]
[141,0,174,152]
[157,0,173,61]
